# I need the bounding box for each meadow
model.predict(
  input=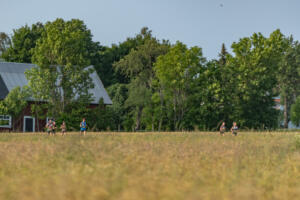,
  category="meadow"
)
[0,132,300,200]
